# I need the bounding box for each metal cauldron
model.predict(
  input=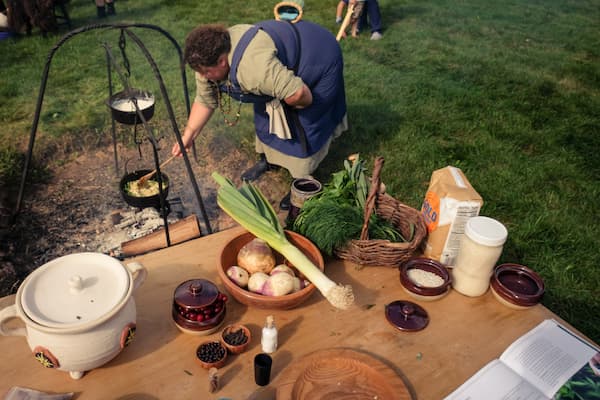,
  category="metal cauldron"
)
[107,88,155,125]
[119,169,169,209]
